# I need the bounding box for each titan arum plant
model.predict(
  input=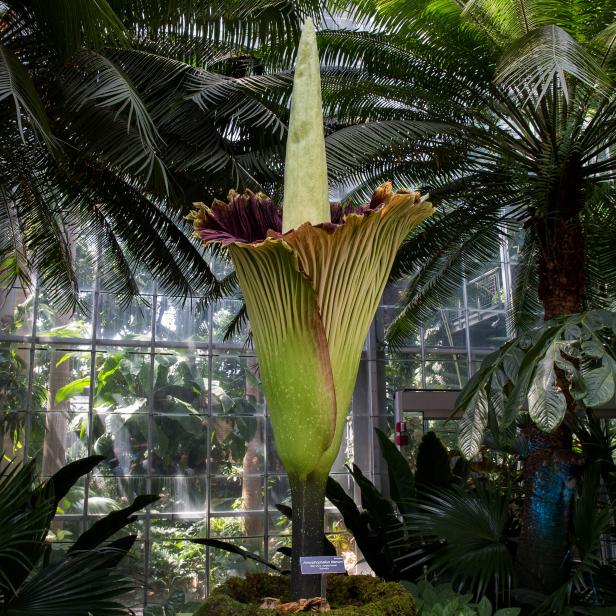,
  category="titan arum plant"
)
[191,19,433,599]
